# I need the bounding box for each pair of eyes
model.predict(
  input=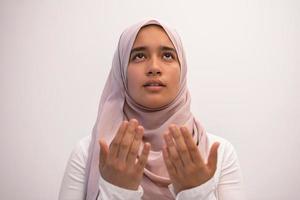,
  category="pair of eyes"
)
[130,51,177,63]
